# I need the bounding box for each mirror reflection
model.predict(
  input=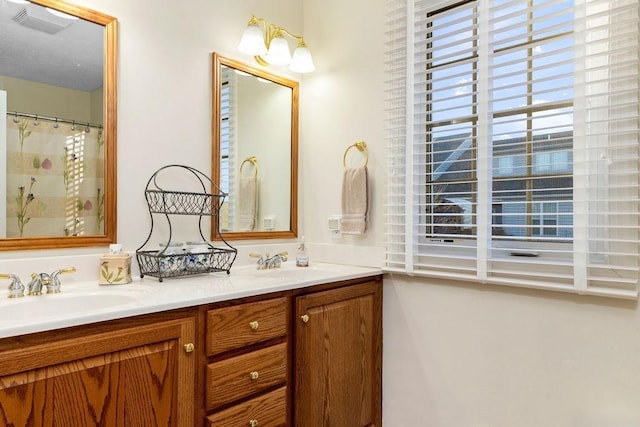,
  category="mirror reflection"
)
[212,53,298,240]
[0,0,117,249]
